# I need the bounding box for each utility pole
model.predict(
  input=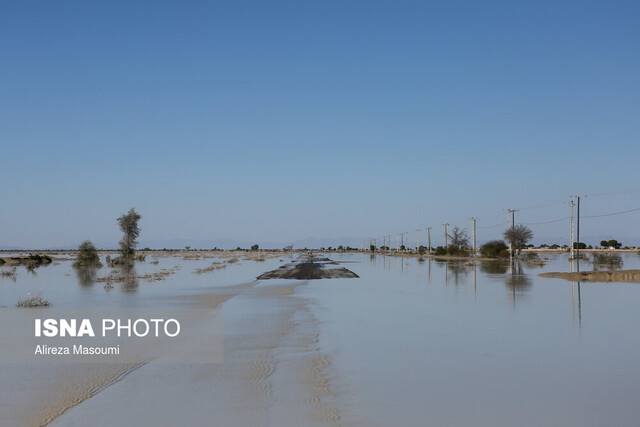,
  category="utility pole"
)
[405,232,409,250]
[470,217,477,256]
[396,234,399,251]
[568,200,575,260]
[571,195,586,267]
[416,229,421,251]
[505,209,519,261]
[426,227,432,254]
[443,224,450,248]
